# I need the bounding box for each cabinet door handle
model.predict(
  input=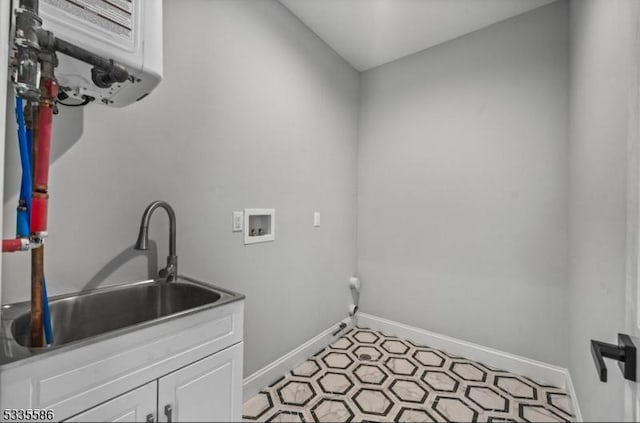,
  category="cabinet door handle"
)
[164,404,173,423]
[146,413,154,423]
